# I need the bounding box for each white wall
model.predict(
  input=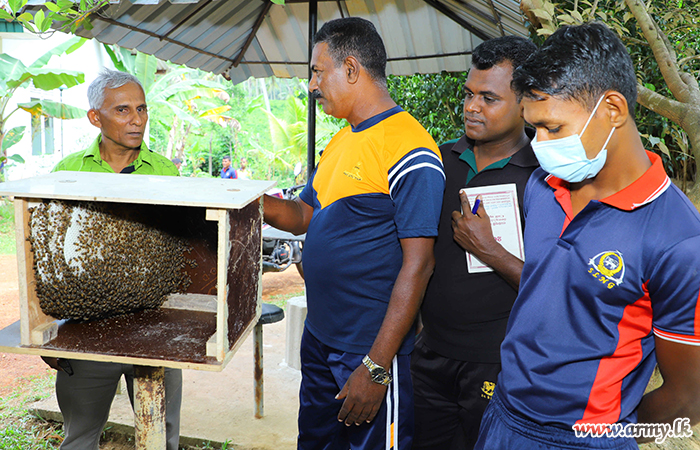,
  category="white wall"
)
[1,31,114,180]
